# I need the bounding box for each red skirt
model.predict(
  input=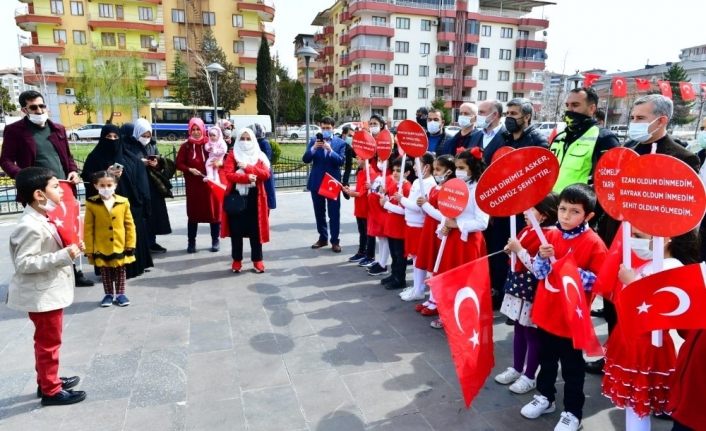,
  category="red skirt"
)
[383,212,406,240]
[602,327,676,417]
[436,230,487,275]
[366,194,386,237]
[415,215,442,272]
[405,226,423,257]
